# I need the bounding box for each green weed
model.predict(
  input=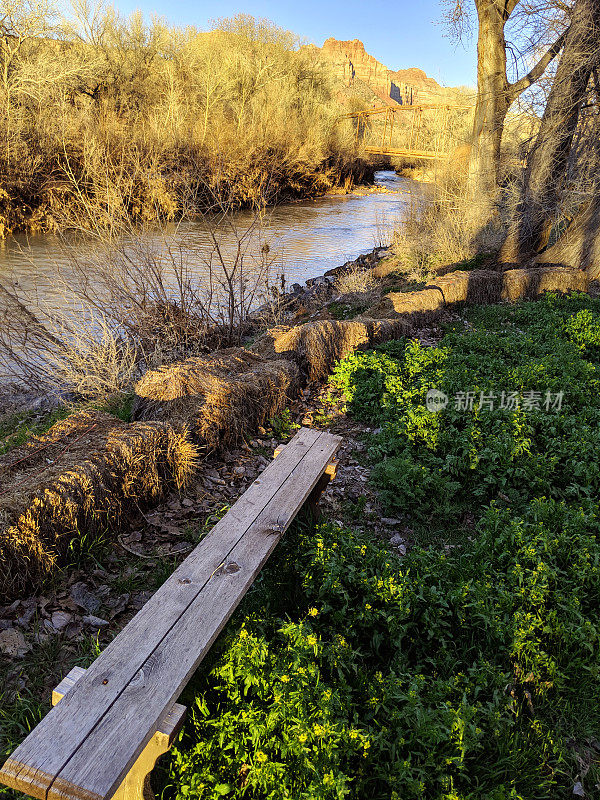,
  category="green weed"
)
[0,407,70,456]
[268,409,299,439]
[328,302,369,320]
[100,393,135,423]
[331,293,600,542]
[166,500,600,799]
